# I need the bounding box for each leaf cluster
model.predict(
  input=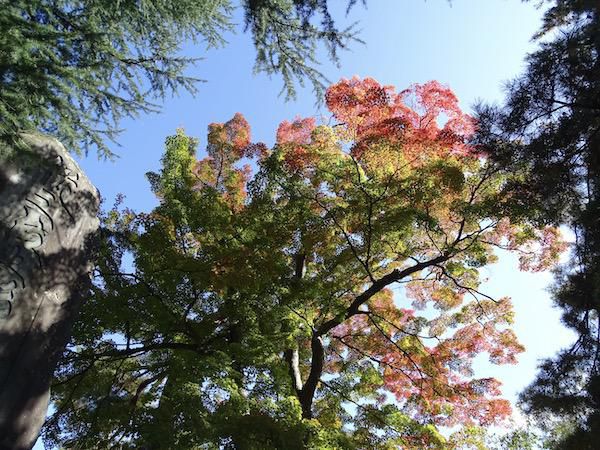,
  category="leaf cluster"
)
[475,2,600,446]
[44,79,563,448]
[0,0,361,159]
